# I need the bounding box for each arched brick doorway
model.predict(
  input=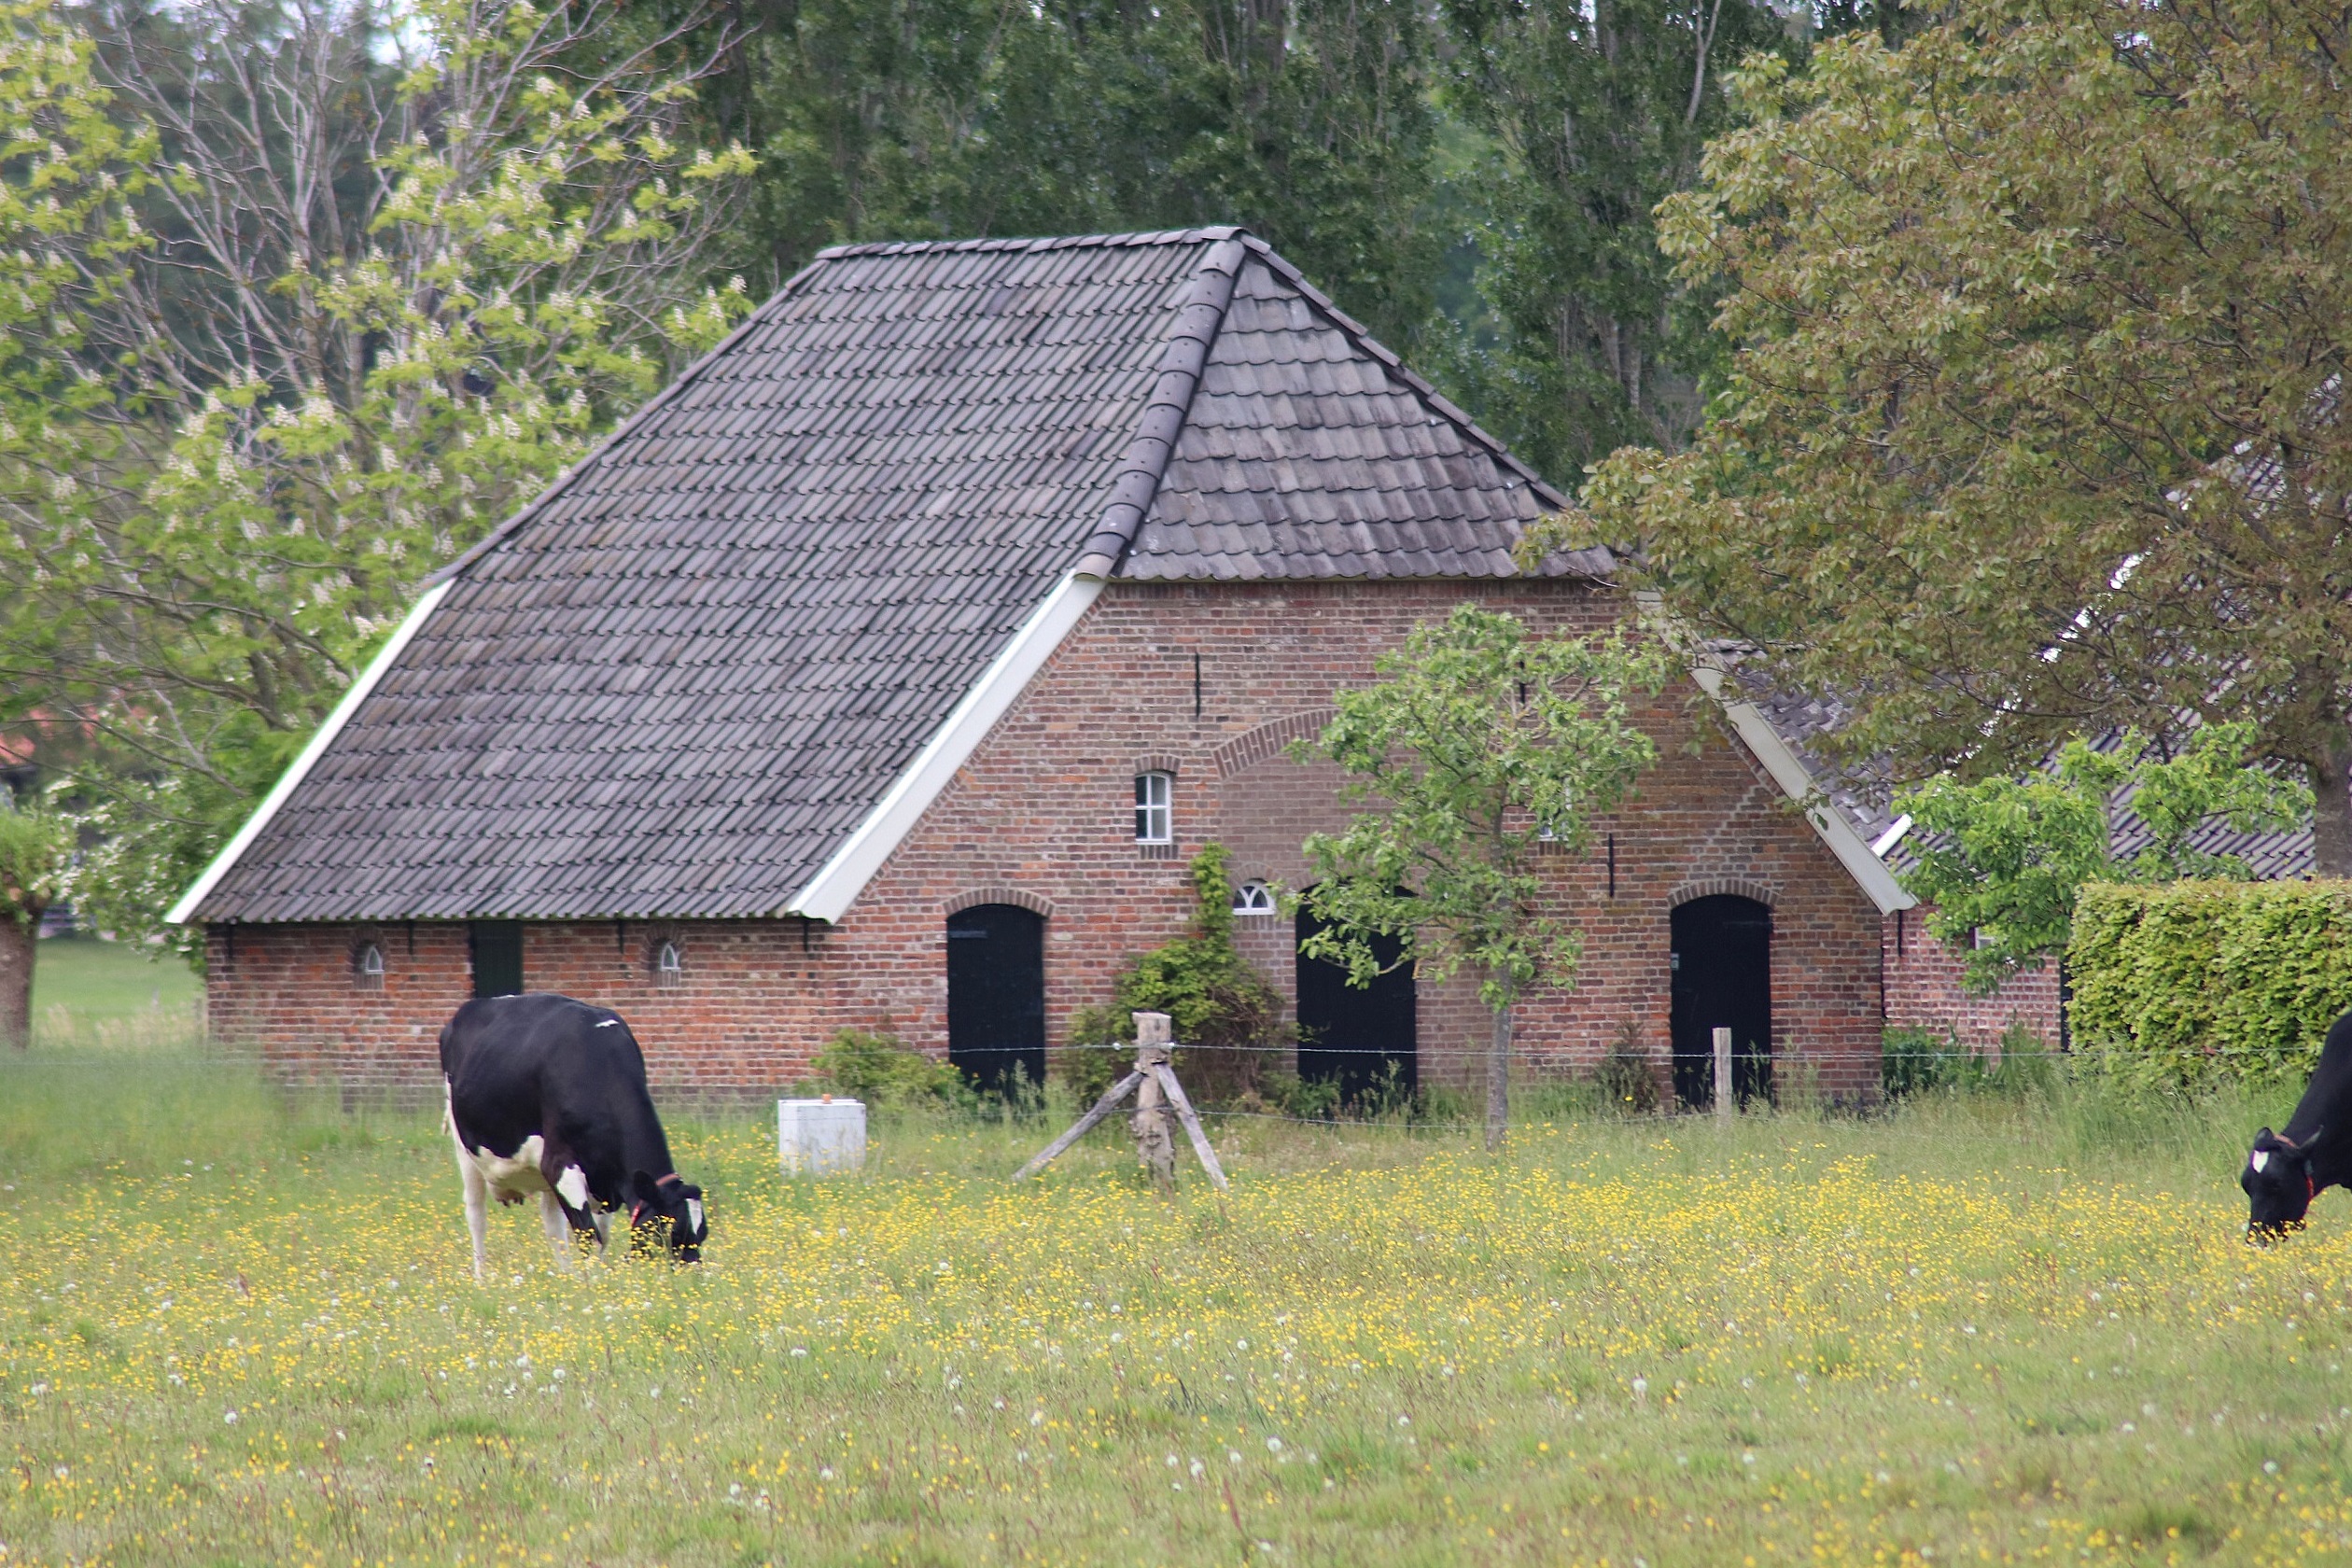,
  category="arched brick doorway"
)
[1670,894,1772,1108]
[946,903,1045,1090]
[1295,898,1416,1102]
